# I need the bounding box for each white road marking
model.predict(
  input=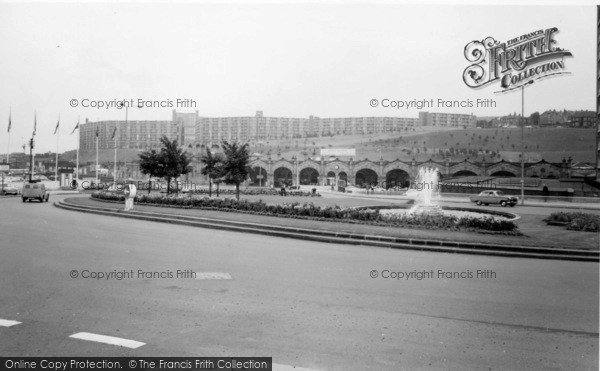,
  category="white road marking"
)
[195,272,232,280]
[273,364,320,371]
[69,332,145,349]
[0,319,21,327]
